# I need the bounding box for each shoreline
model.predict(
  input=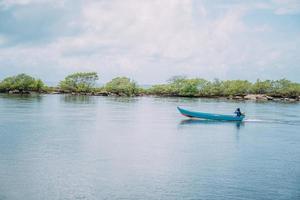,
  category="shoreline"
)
[1,74,300,102]
[1,91,299,103]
